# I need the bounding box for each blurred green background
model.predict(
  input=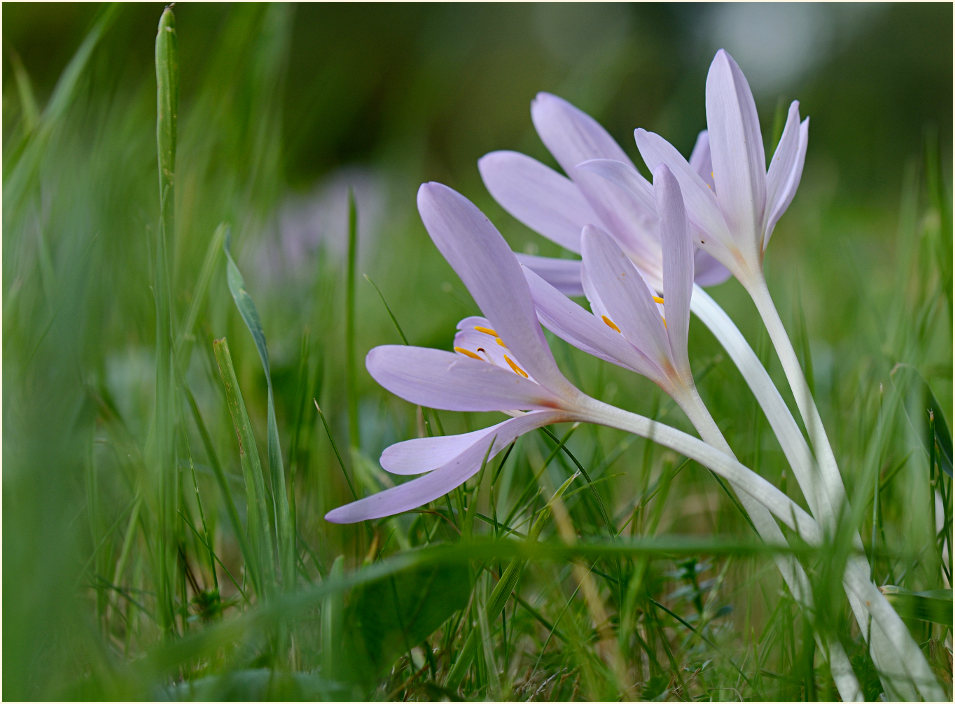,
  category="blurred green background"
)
[3,2,952,700]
